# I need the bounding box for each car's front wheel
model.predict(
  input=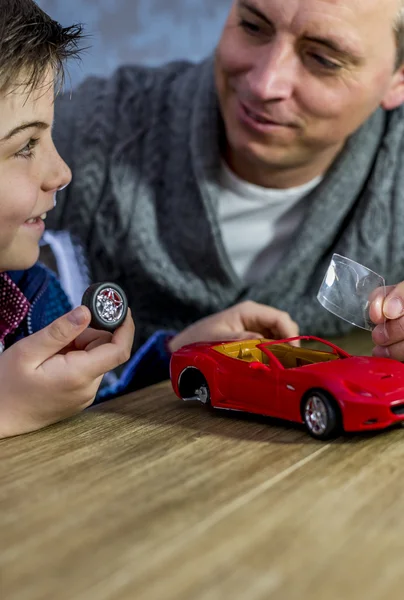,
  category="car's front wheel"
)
[302,390,340,440]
